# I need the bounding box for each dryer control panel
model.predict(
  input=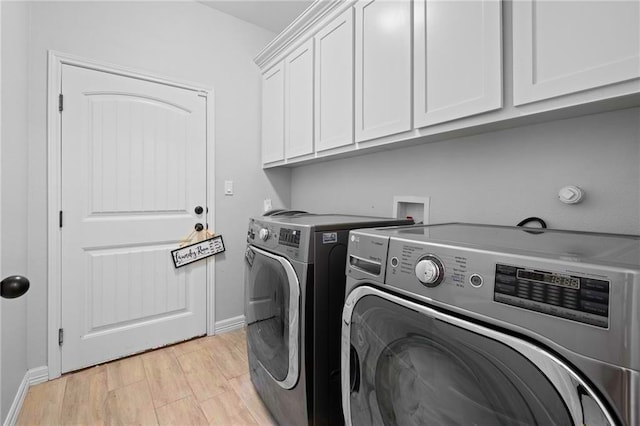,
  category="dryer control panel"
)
[247,218,309,262]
